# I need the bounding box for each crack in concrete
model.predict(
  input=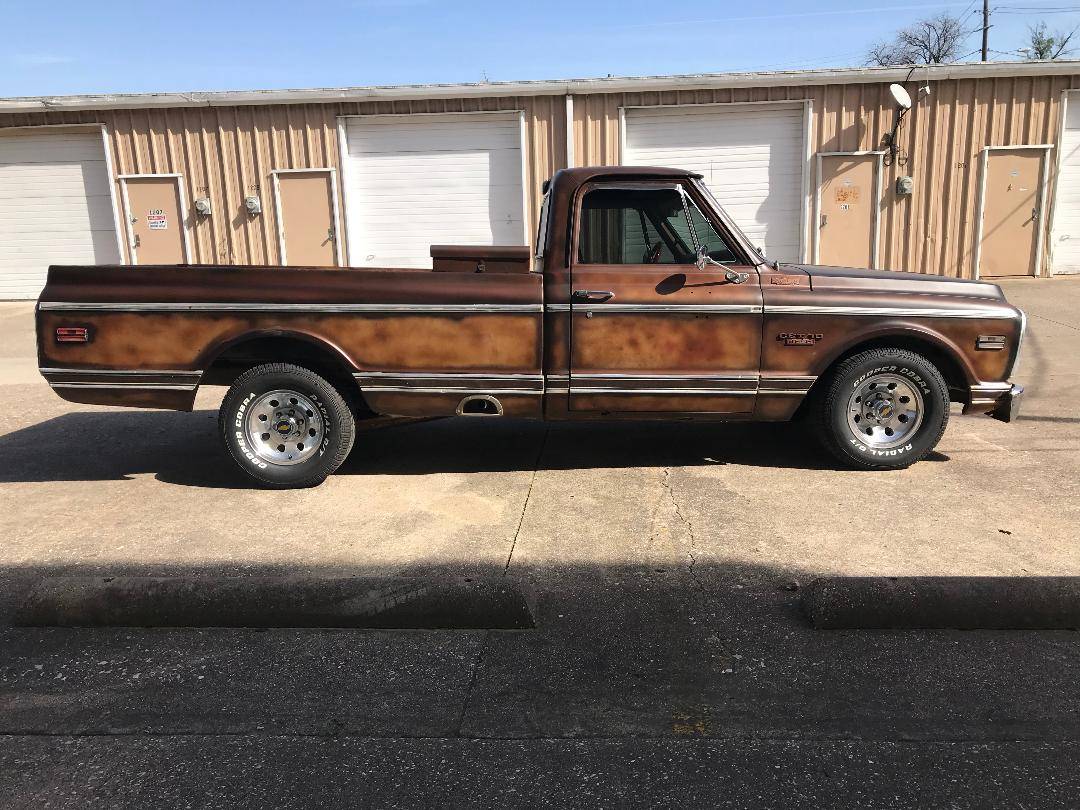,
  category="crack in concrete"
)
[504,427,550,576]
[456,630,489,738]
[661,468,705,594]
